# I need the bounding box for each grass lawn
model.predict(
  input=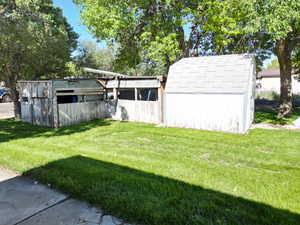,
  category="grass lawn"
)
[0,119,300,225]
[255,109,300,125]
